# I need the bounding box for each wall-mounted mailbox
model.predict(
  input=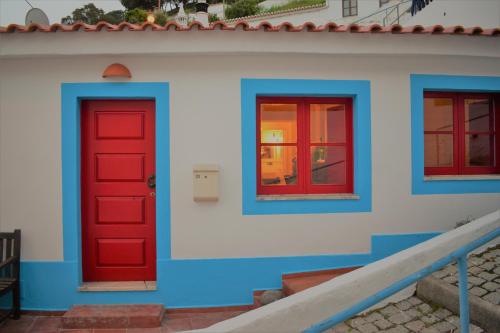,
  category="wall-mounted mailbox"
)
[193,164,219,202]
